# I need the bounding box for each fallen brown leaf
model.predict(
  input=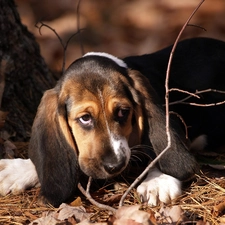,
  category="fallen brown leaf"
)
[70,197,83,207]
[213,198,225,217]
[103,194,122,205]
[196,220,211,225]
[114,205,152,225]
[113,218,143,225]
[30,215,59,225]
[30,203,92,225]
[57,203,91,221]
[155,205,184,223]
